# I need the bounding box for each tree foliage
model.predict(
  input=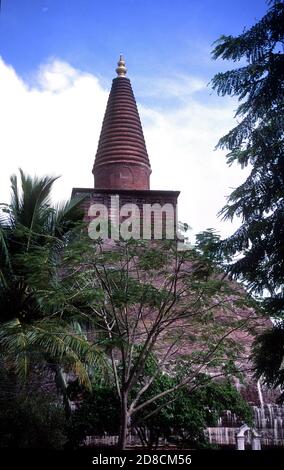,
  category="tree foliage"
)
[67,357,252,450]
[75,236,259,448]
[211,1,284,393]
[0,172,260,447]
[131,355,252,450]
[211,0,284,299]
[0,170,105,389]
[253,322,284,402]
